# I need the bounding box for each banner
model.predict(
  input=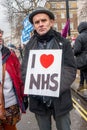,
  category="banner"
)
[21,15,34,44]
